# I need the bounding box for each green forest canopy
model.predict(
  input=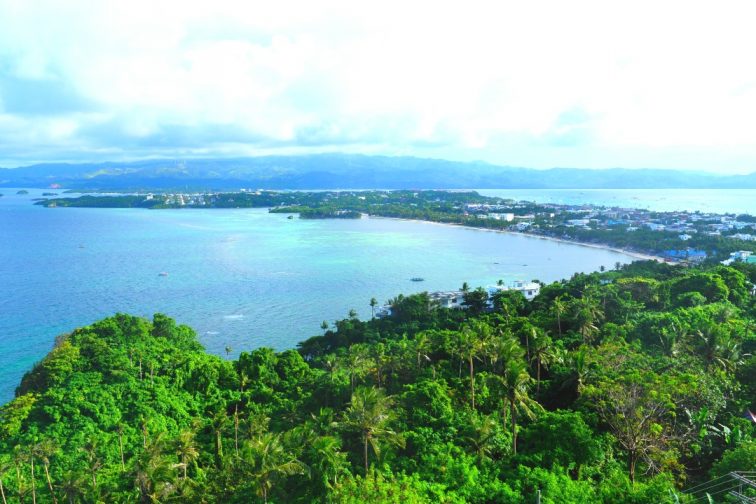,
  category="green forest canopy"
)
[0,261,754,503]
